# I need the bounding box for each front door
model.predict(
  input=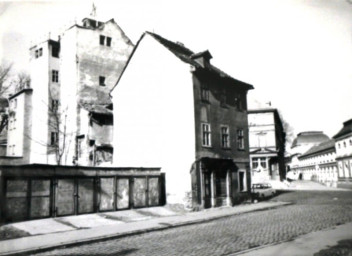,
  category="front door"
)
[216,171,227,206]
